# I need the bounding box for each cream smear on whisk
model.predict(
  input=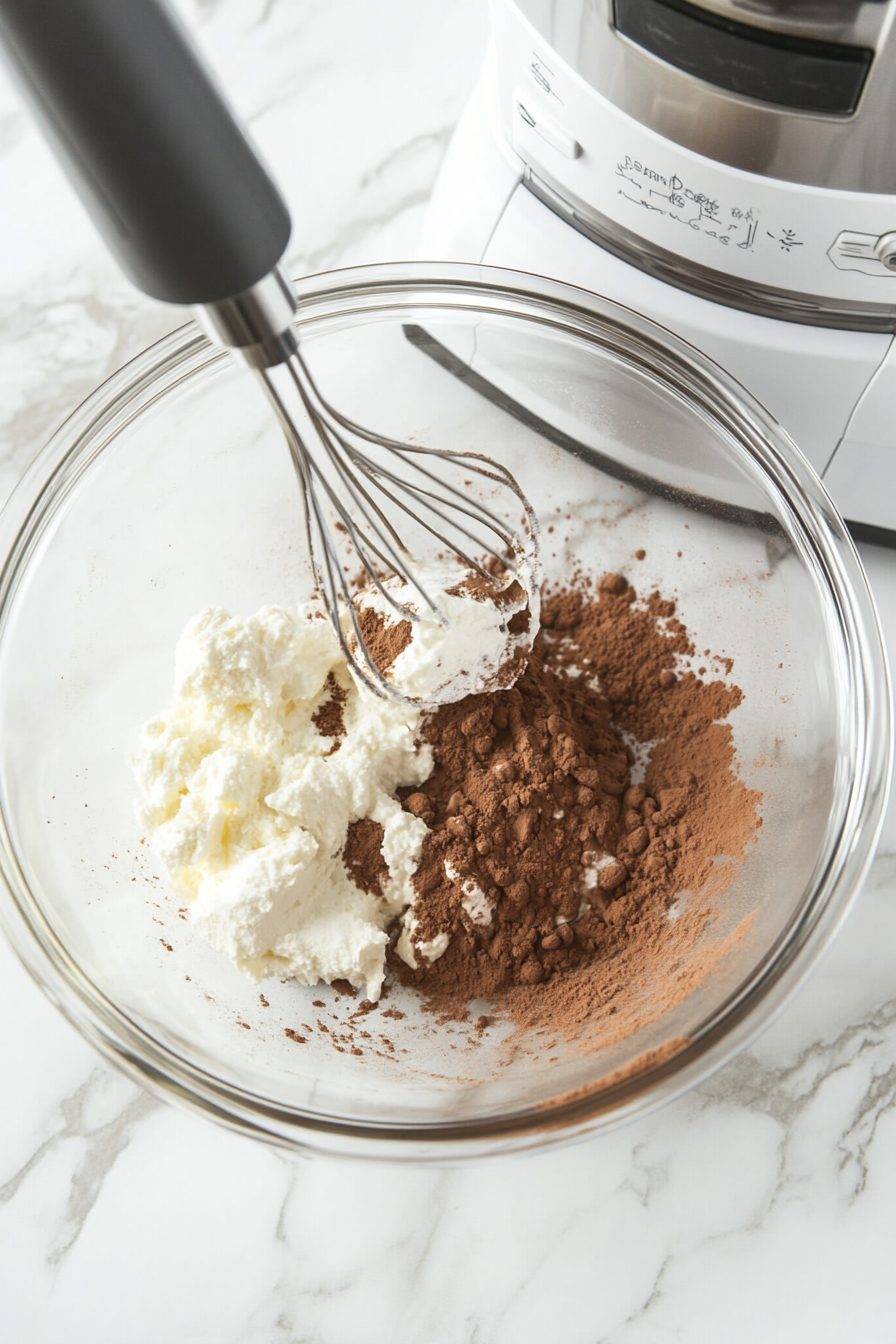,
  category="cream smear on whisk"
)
[351,560,540,705]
